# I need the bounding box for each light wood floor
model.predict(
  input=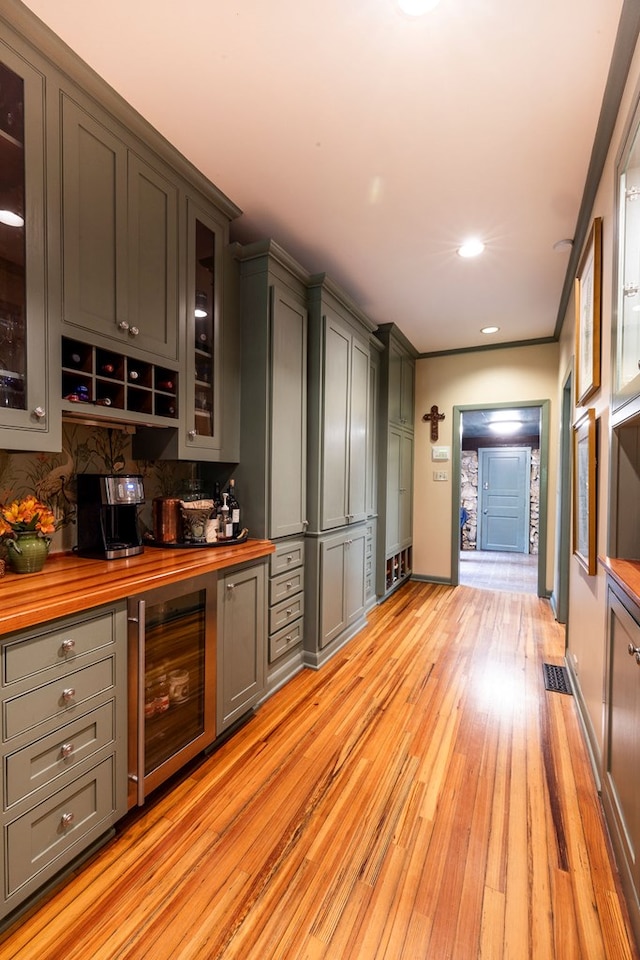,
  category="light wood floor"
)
[1,581,637,959]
